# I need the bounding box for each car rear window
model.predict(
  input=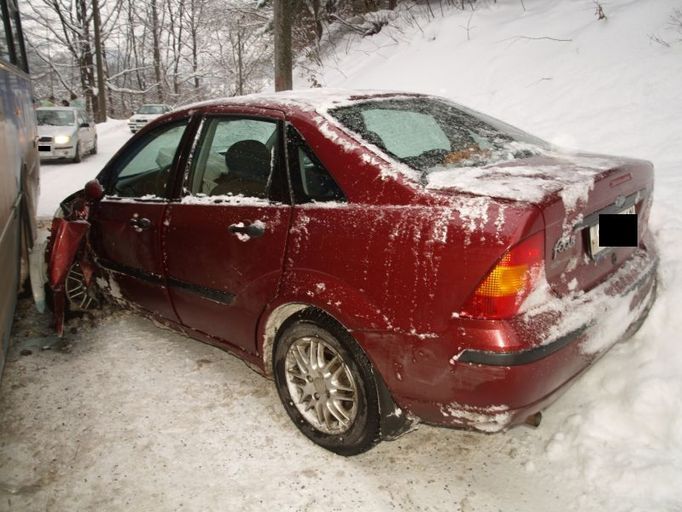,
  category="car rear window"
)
[328,98,549,177]
[138,105,165,114]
